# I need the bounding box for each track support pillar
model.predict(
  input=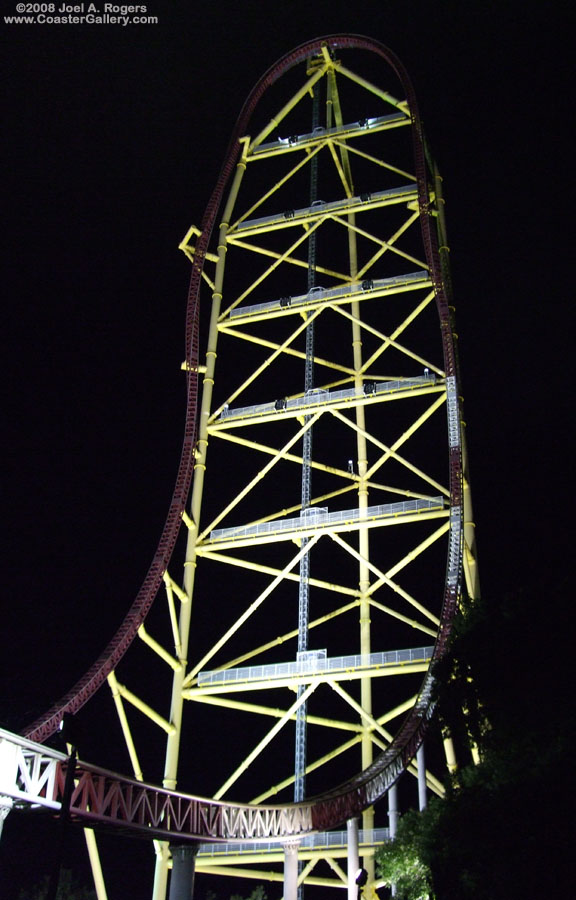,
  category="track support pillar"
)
[388,783,399,838]
[283,840,300,900]
[168,844,198,900]
[417,744,427,810]
[347,817,360,900]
